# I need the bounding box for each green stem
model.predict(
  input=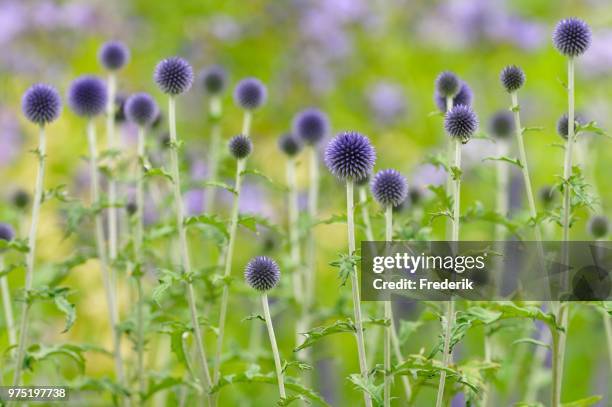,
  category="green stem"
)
[13,126,46,386]
[346,180,373,407]
[384,206,392,407]
[436,138,461,407]
[135,126,146,403]
[106,73,118,266]
[602,310,612,374]
[360,186,375,242]
[261,294,286,400]
[206,96,222,212]
[0,255,16,352]
[167,97,213,396]
[445,96,454,241]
